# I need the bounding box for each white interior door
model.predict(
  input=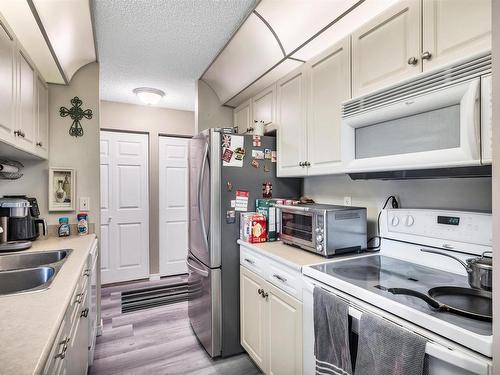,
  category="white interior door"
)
[100,131,149,284]
[159,136,189,276]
